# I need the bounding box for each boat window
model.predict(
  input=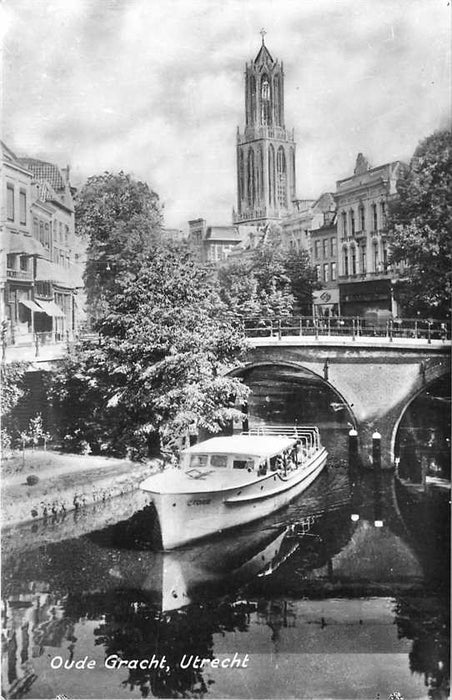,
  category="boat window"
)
[211,455,228,468]
[190,454,209,468]
[233,459,254,470]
